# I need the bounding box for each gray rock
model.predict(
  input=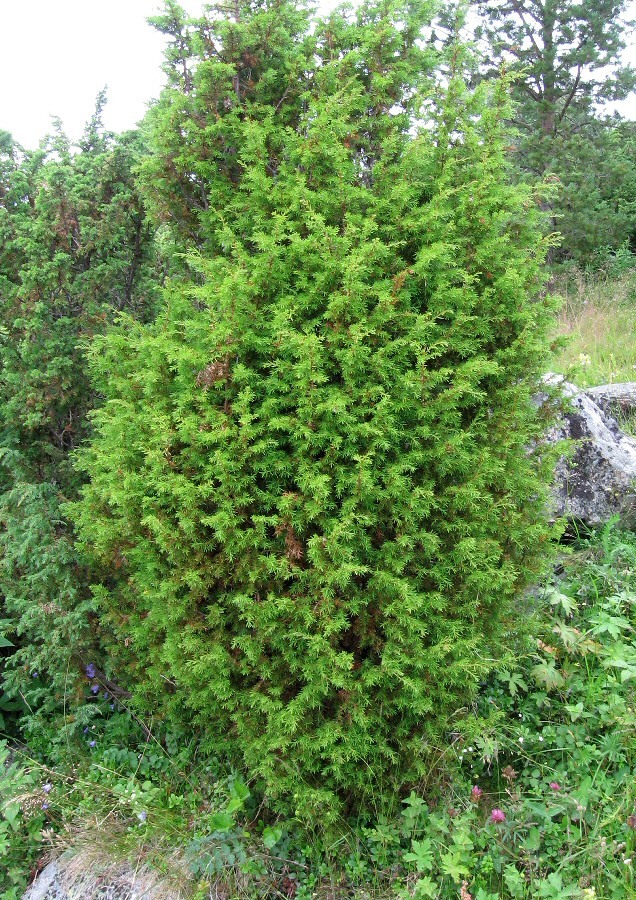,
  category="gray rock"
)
[22,852,188,899]
[23,862,66,900]
[585,381,636,414]
[544,374,636,524]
